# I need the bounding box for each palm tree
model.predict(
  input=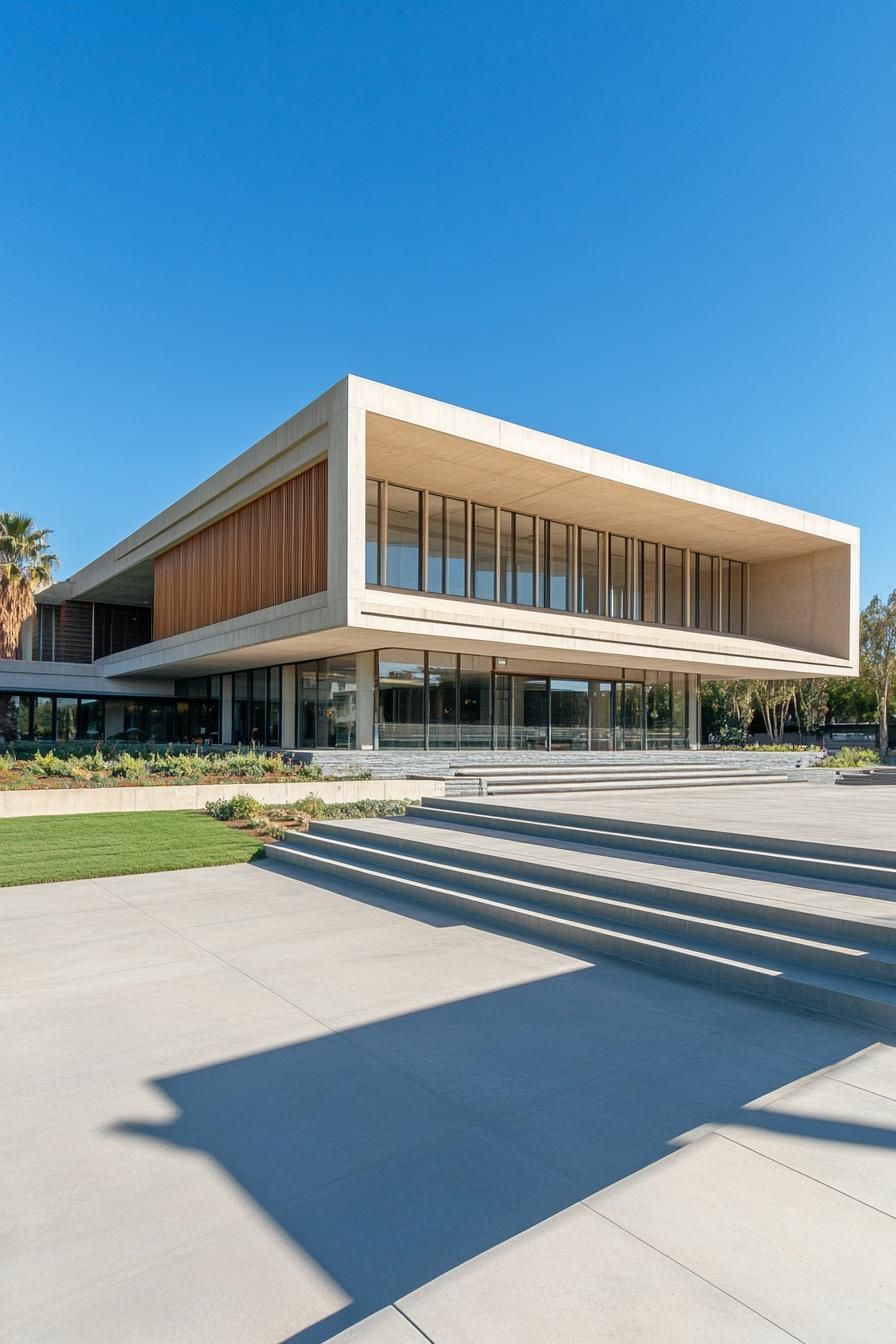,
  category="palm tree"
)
[0,514,59,659]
